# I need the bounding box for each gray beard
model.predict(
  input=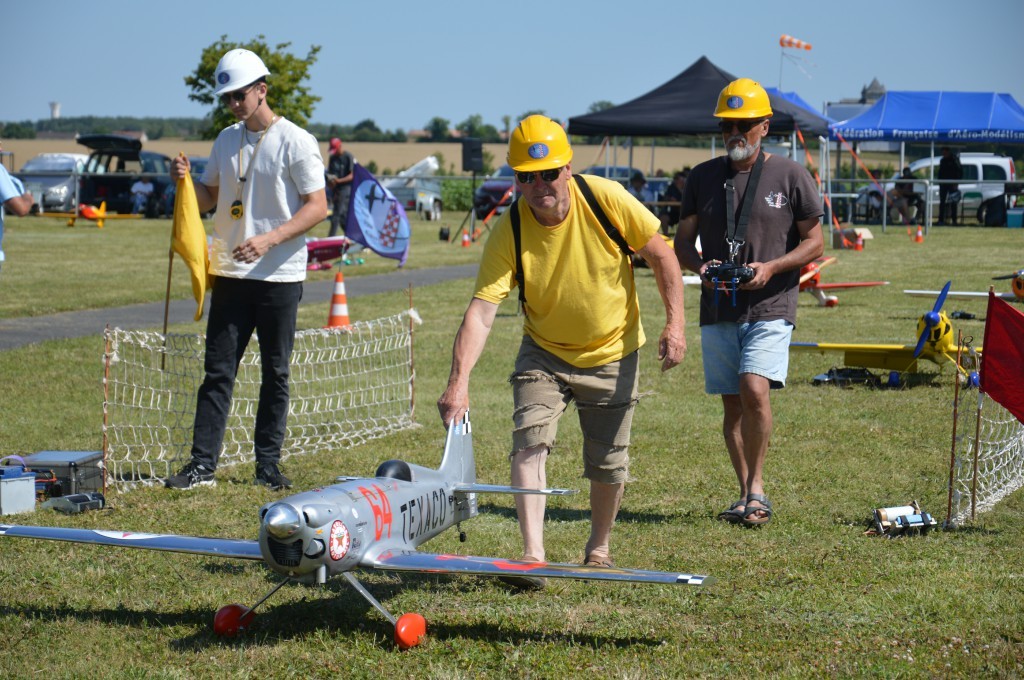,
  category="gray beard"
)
[727,139,760,163]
